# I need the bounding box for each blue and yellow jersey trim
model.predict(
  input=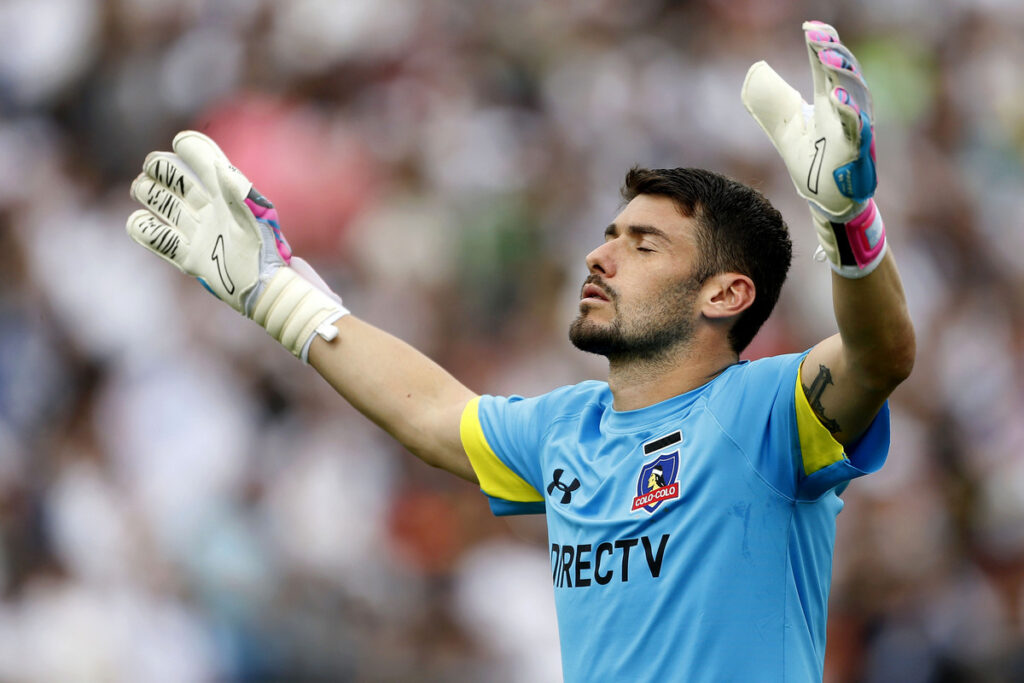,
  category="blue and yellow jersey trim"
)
[794,361,846,476]
[460,397,544,515]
